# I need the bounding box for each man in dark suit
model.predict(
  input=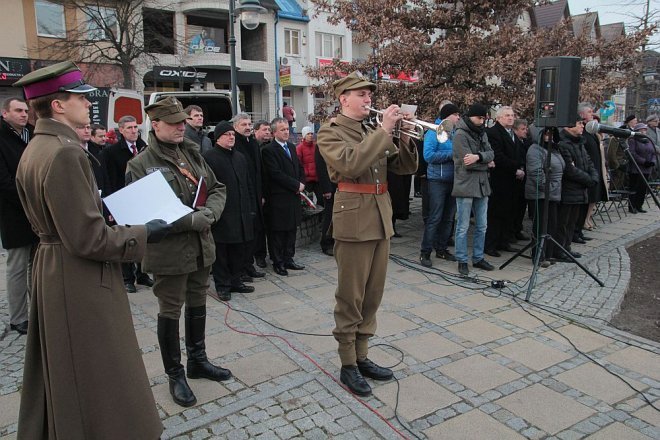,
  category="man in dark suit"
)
[102,115,152,292]
[485,106,524,256]
[261,117,305,276]
[232,113,266,279]
[203,121,256,300]
[75,123,110,197]
[0,97,38,335]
